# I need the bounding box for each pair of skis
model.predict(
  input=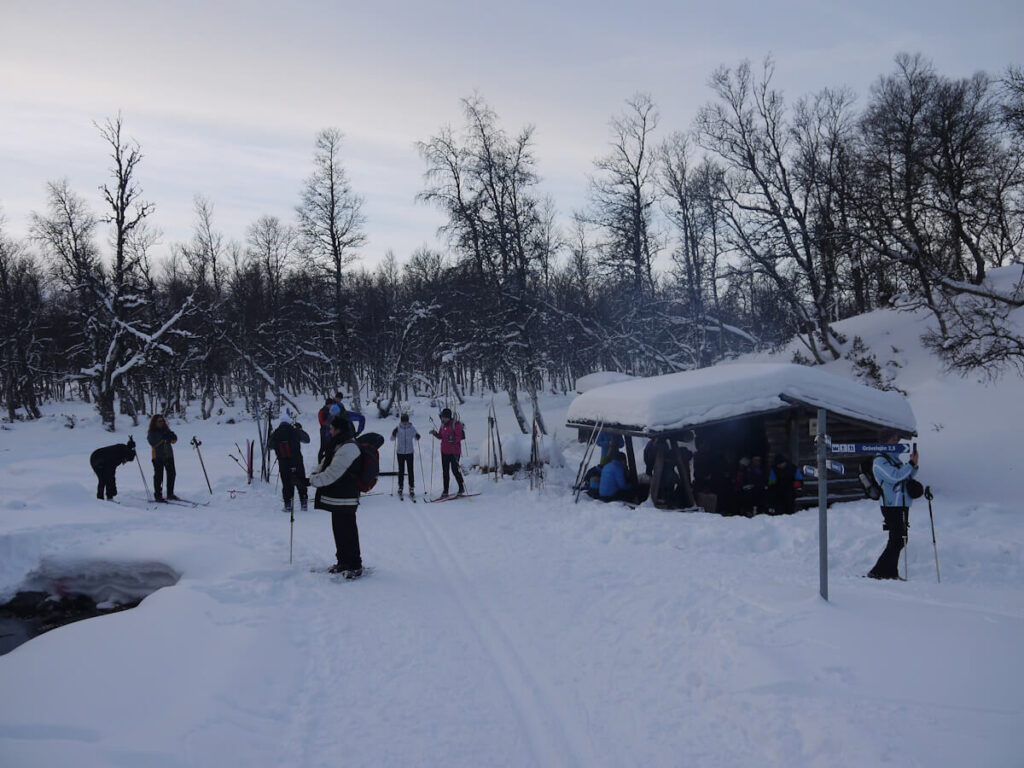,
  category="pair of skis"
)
[423,492,480,504]
[147,497,210,508]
